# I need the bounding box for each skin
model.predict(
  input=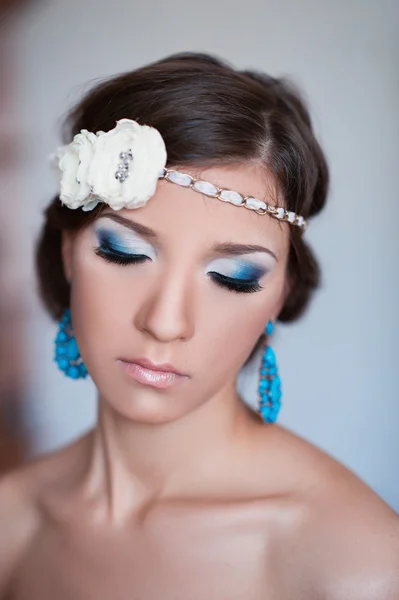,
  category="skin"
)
[0,163,398,599]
